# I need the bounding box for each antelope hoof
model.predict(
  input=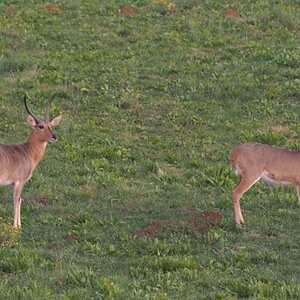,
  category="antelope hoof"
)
[235,216,245,225]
